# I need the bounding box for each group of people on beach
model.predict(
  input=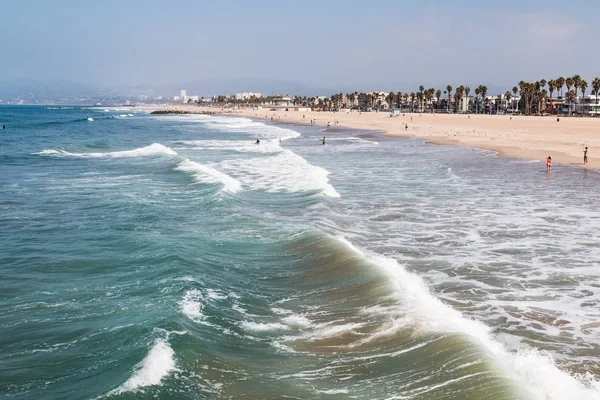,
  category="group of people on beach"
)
[546,147,588,172]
